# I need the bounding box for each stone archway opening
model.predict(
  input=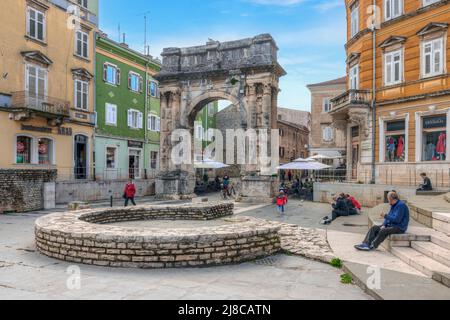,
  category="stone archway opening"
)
[155,34,286,201]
